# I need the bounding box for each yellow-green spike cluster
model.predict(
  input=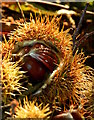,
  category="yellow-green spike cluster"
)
[15,96,51,119]
[1,54,27,104]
